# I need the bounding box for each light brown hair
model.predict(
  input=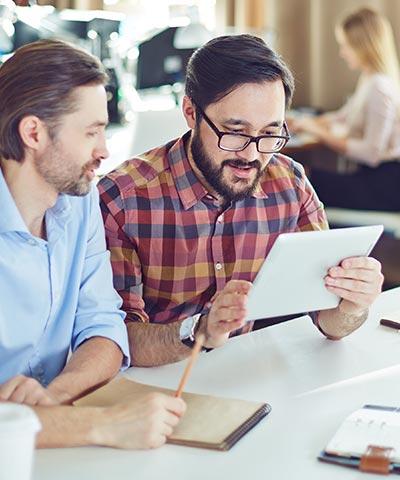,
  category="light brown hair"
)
[337,7,400,87]
[0,39,108,162]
